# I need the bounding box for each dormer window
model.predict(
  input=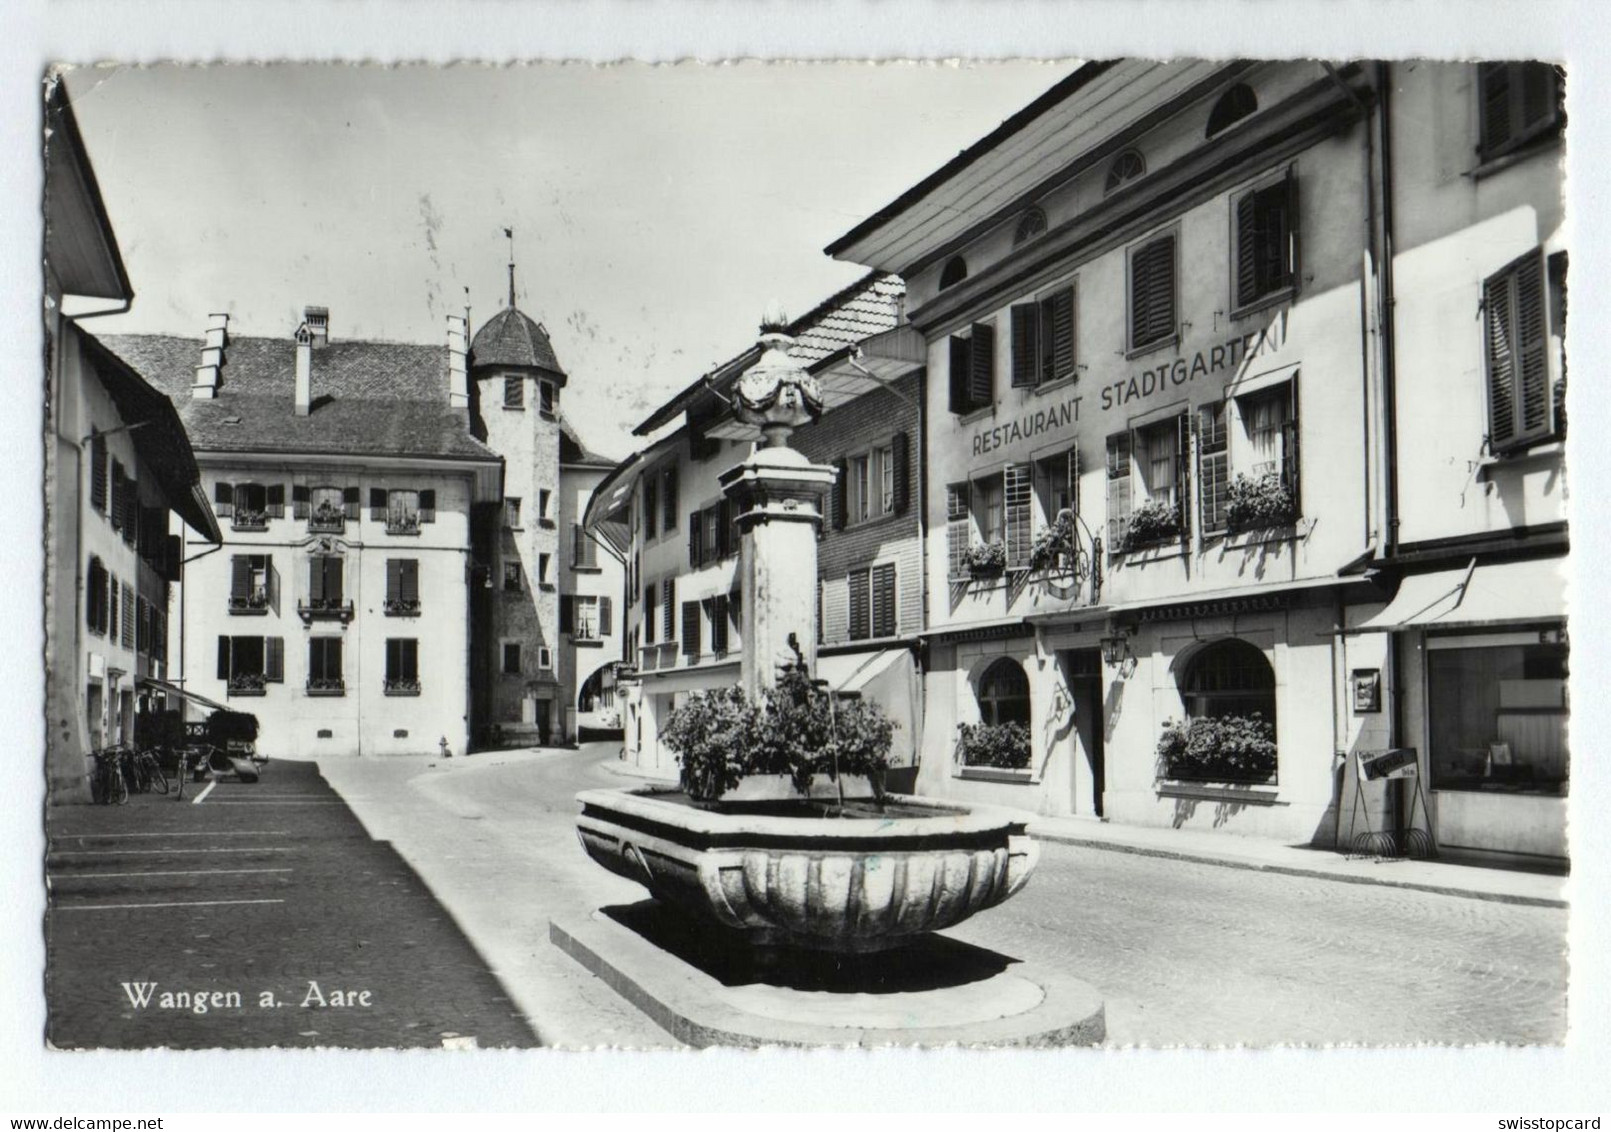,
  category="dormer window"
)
[1105,149,1146,194]
[939,256,969,291]
[1013,208,1047,246]
[1207,83,1258,137]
